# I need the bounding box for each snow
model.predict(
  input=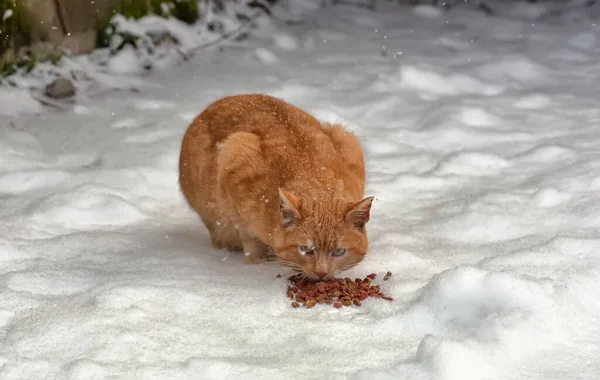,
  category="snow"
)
[254,47,279,64]
[2,9,13,21]
[107,45,146,74]
[0,88,41,117]
[273,33,299,50]
[1,1,600,379]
